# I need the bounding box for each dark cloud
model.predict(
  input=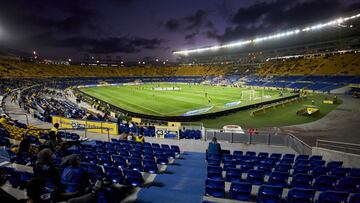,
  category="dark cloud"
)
[185,32,198,40]
[184,9,209,30]
[165,19,180,31]
[218,0,360,43]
